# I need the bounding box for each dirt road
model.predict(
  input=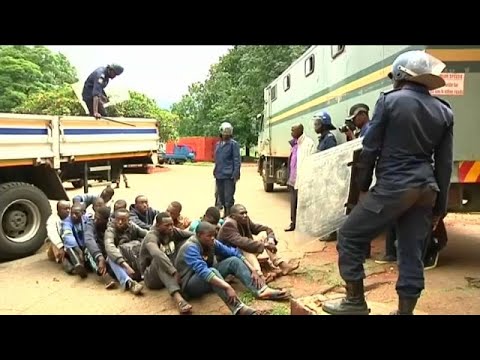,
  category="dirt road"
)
[0,163,479,315]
